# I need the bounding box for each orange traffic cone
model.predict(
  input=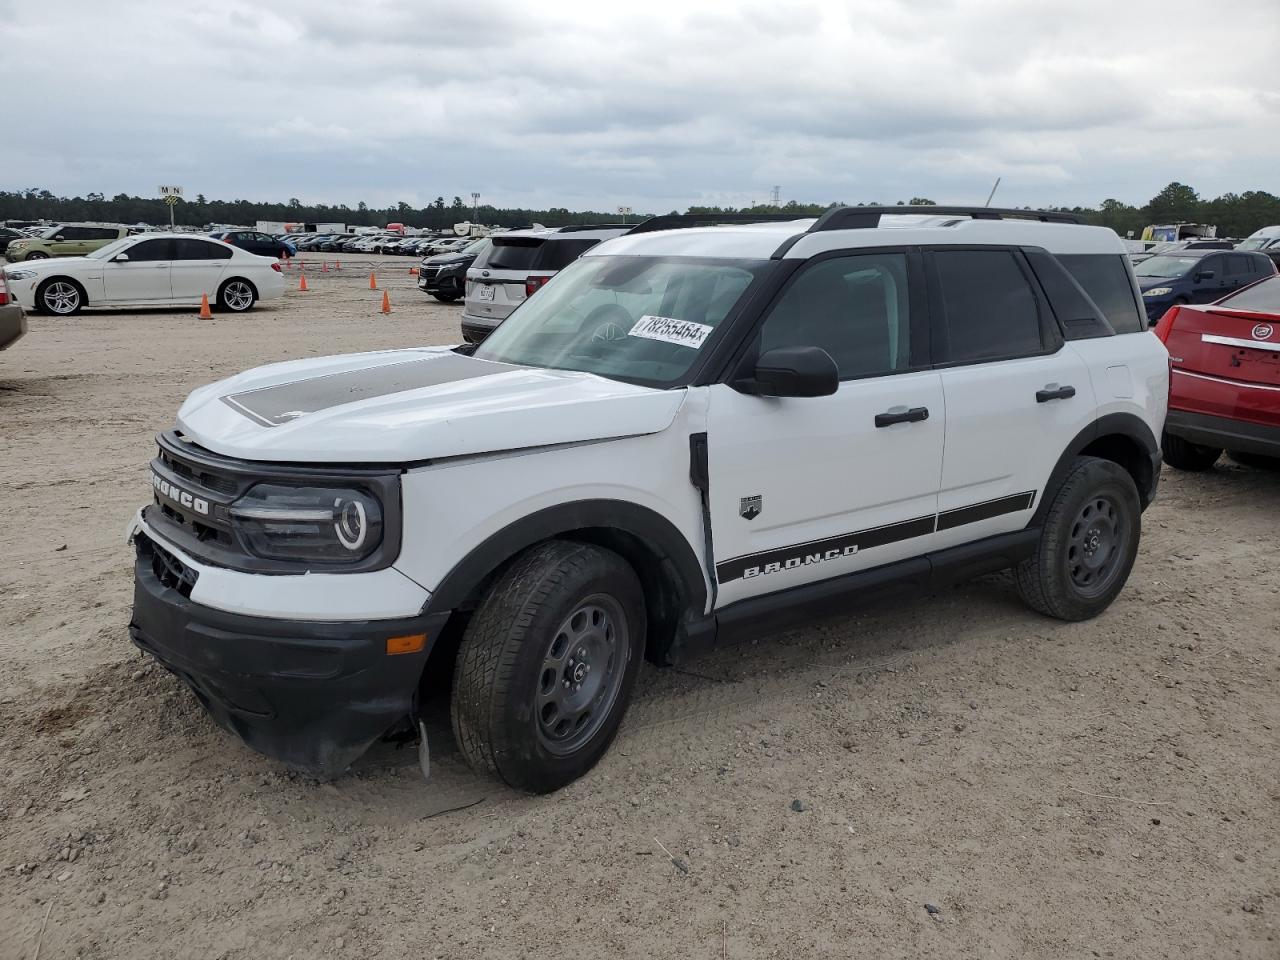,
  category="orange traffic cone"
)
[381,291,391,314]
[369,272,378,290]
[409,267,418,276]
[335,260,342,271]
[321,261,329,273]
[299,274,308,292]
[198,293,213,319]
